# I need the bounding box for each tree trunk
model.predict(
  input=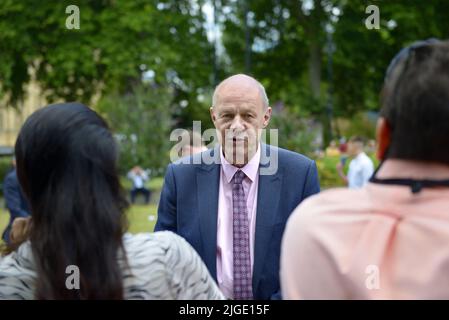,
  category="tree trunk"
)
[308,41,321,98]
